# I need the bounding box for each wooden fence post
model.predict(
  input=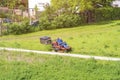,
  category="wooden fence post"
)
[0,18,3,36]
